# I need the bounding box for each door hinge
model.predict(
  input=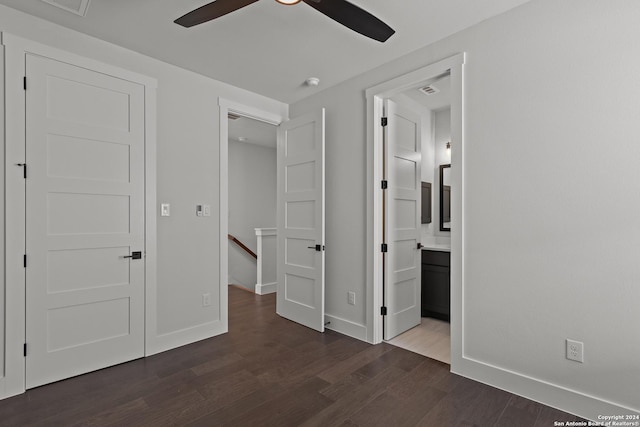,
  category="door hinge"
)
[23,254,27,268]
[381,180,388,189]
[381,243,388,253]
[381,117,388,127]
[380,306,388,316]
[23,77,27,91]
[23,343,27,357]
[16,163,27,179]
